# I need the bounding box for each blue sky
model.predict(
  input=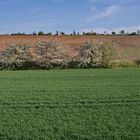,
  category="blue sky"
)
[0,0,140,34]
